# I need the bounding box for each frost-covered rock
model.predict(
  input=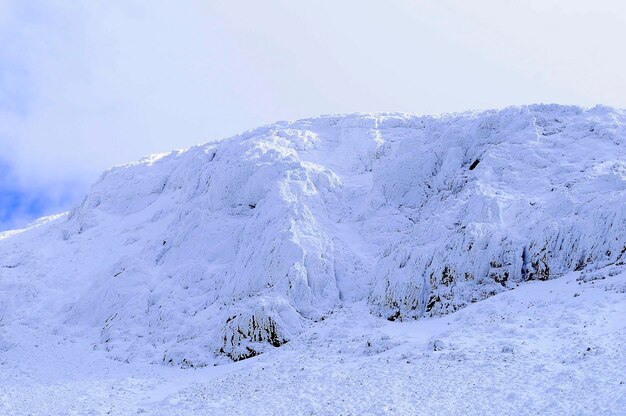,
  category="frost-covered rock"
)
[0,104,624,365]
